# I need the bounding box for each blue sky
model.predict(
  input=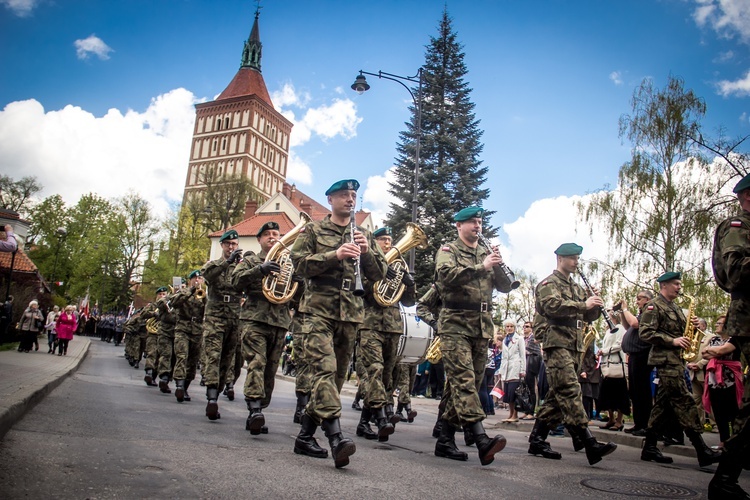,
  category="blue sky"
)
[1,0,748,278]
